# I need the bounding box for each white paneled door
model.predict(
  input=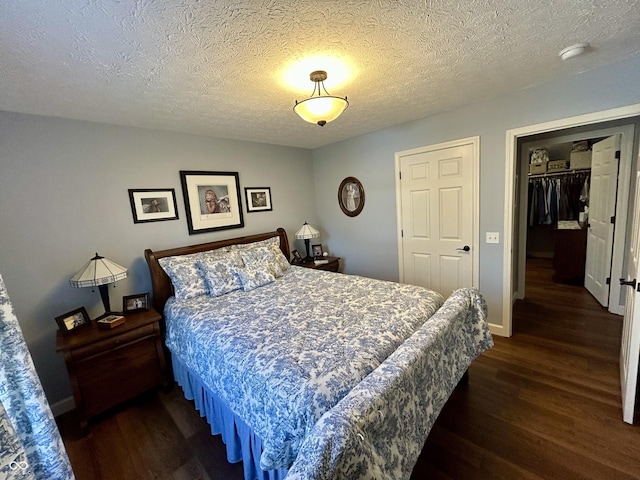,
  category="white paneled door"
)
[620,159,640,424]
[396,138,478,298]
[585,135,621,307]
